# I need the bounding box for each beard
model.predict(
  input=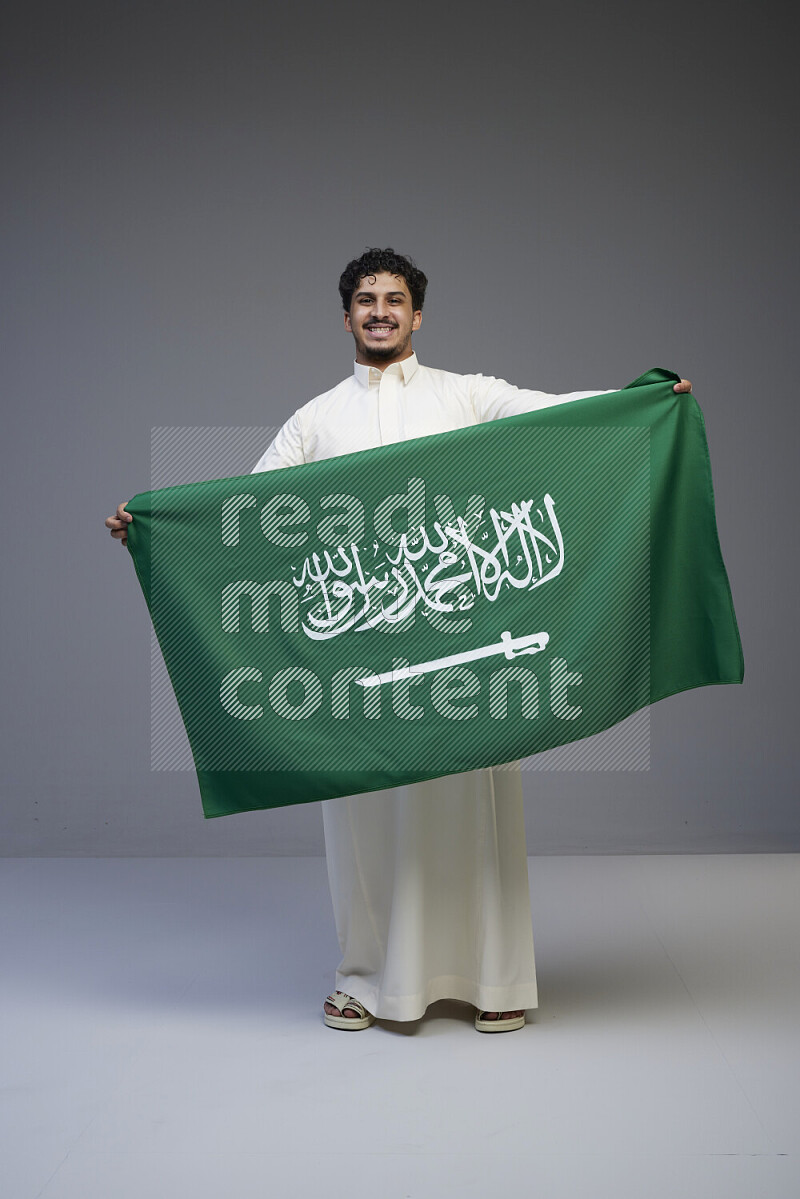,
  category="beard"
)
[355,325,411,362]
